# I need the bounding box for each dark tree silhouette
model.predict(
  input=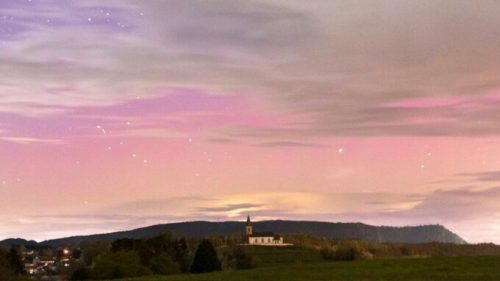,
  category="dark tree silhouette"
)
[72,248,83,259]
[7,247,25,275]
[190,239,221,273]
